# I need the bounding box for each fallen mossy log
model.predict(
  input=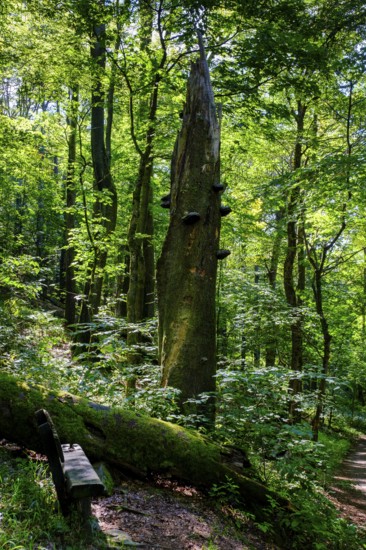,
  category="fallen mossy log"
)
[0,373,290,518]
